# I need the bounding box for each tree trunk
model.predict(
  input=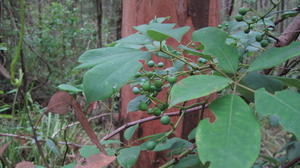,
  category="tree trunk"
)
[95,0,102,47]
[120,0,220,167]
